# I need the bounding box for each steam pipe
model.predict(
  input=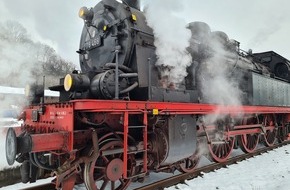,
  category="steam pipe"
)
[120,82,138,94]
[115,49,120,99]
[148,58,152,100]
[33,153,56,171]
[119,73,138,78]
[105,63,133,73]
